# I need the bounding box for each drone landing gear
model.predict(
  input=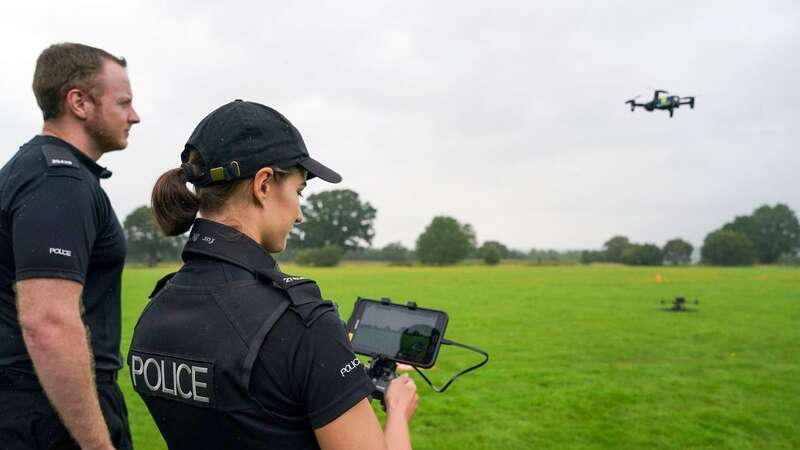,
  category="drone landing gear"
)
[660,297,699,312]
